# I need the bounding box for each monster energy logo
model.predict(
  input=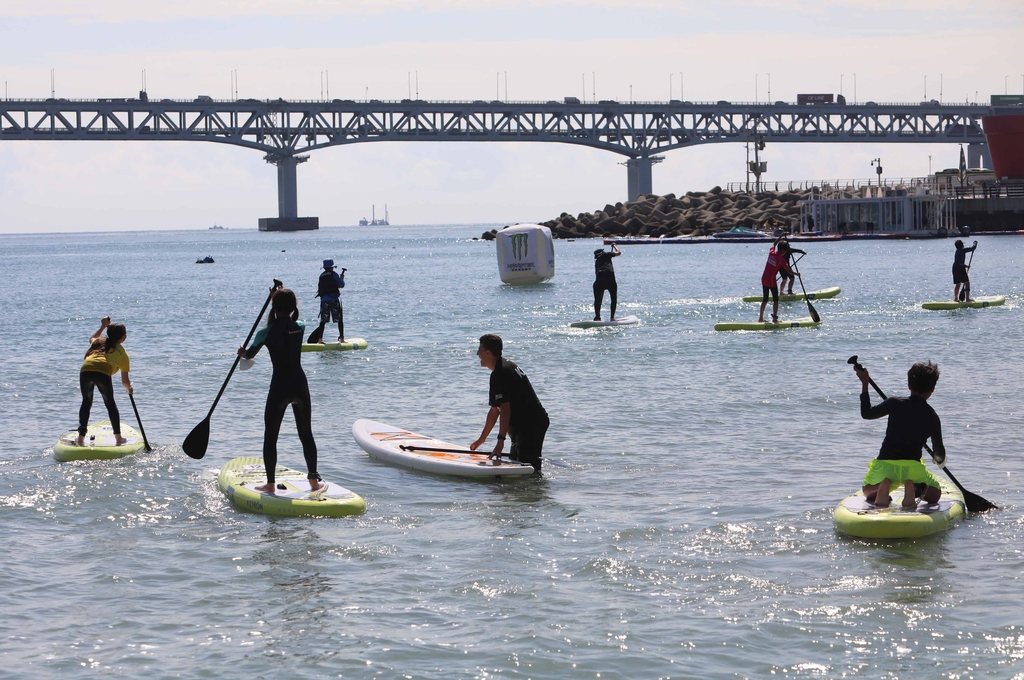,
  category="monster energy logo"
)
[509,233,529,260]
